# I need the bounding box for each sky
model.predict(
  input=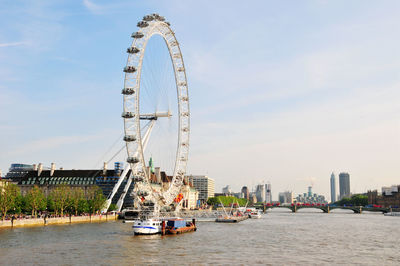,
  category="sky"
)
[0,0,399,200]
